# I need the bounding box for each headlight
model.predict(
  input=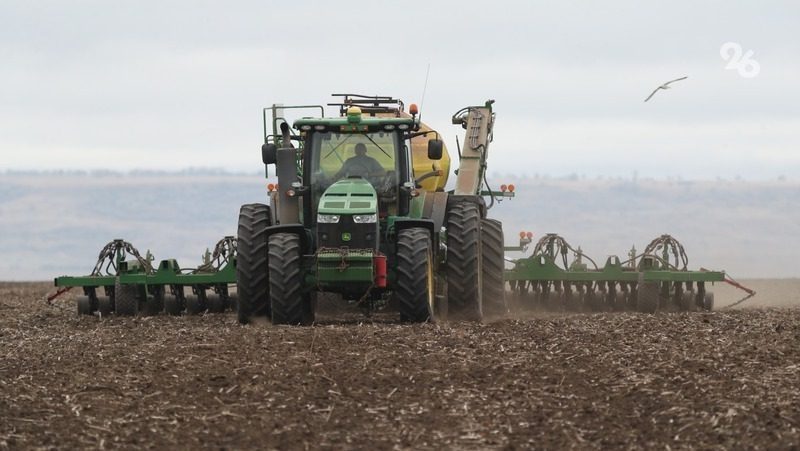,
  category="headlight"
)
[317,214,340,223]
[352,214,377,224]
